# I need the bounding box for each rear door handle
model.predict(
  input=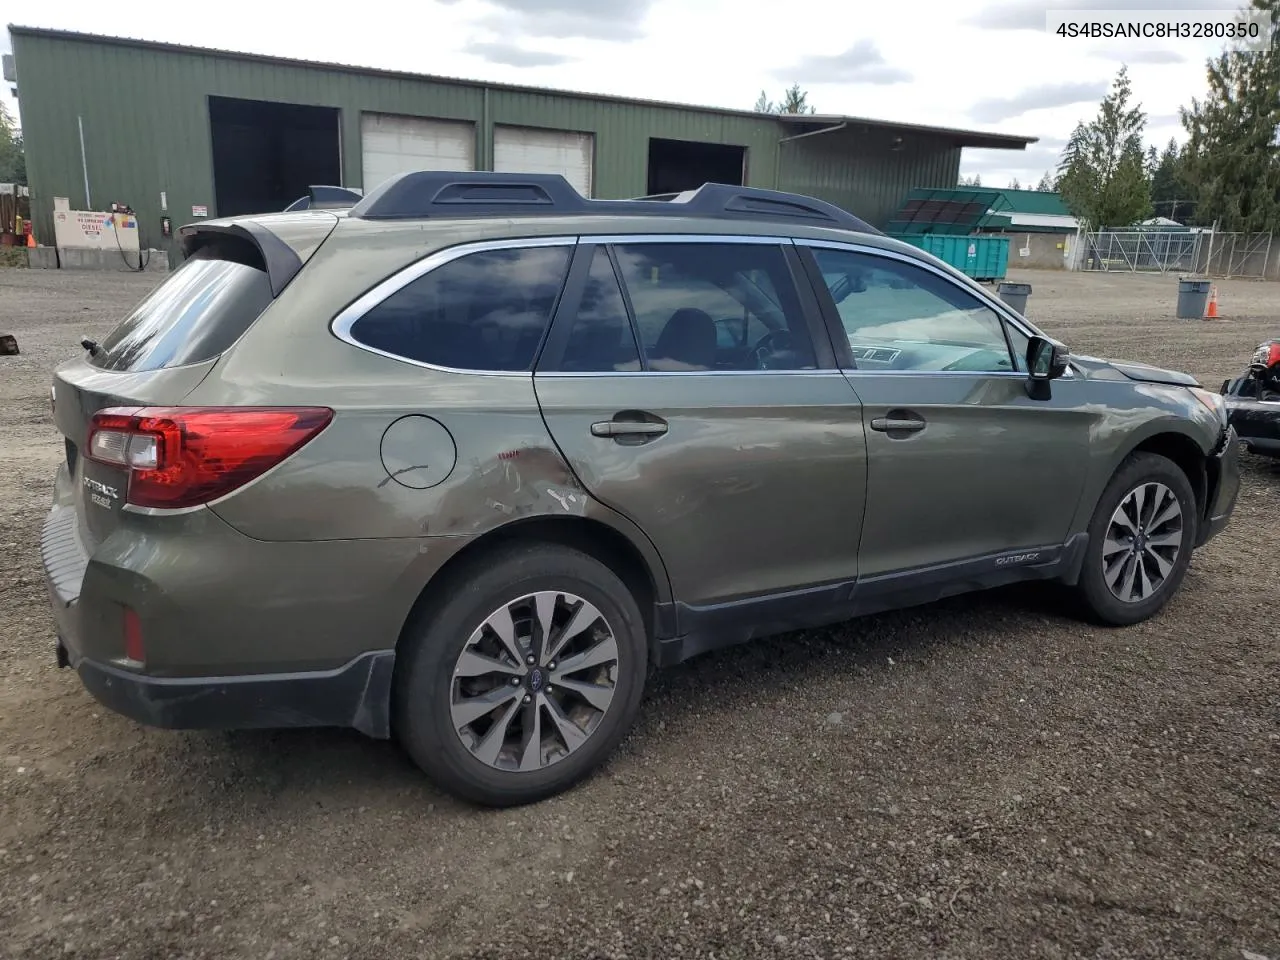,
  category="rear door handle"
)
[590,420,668,438]
[870,416,926,435]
